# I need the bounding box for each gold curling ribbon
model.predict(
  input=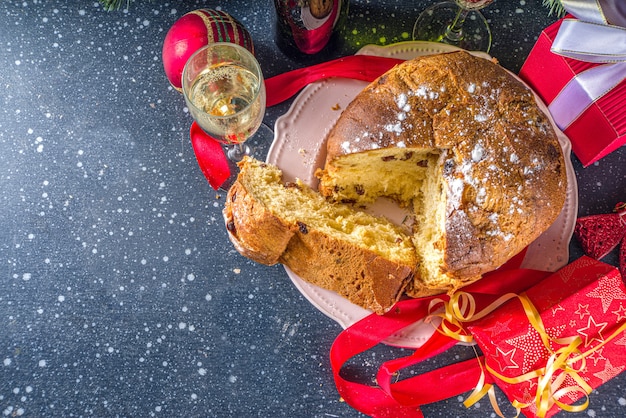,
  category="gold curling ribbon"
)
[427,290,626,418]
[428,291,520,344]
